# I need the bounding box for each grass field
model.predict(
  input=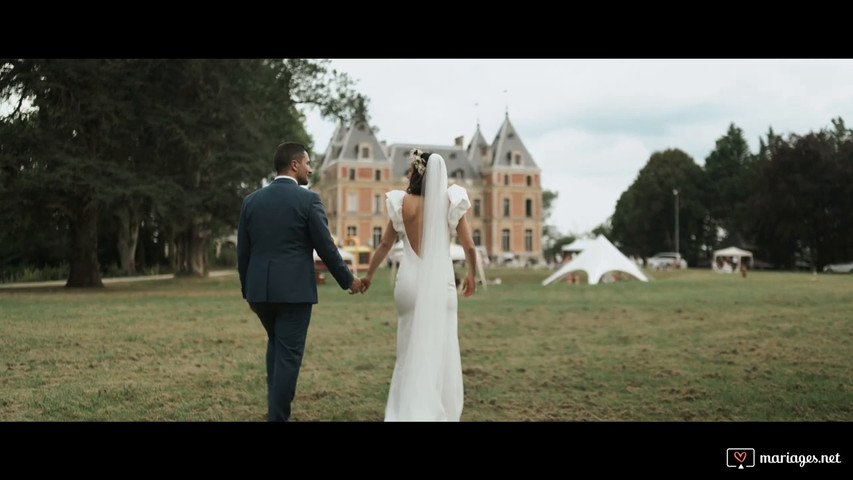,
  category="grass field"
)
[1,266,850,422]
